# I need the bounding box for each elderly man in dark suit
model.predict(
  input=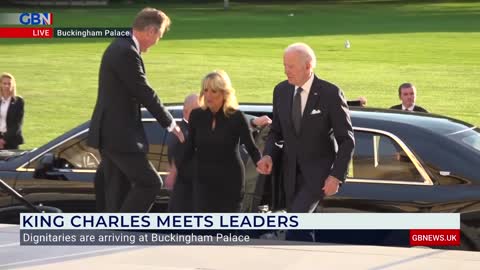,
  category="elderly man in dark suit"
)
[390,82,428,112]
[87,8,184,213]
[257,43,355,214]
